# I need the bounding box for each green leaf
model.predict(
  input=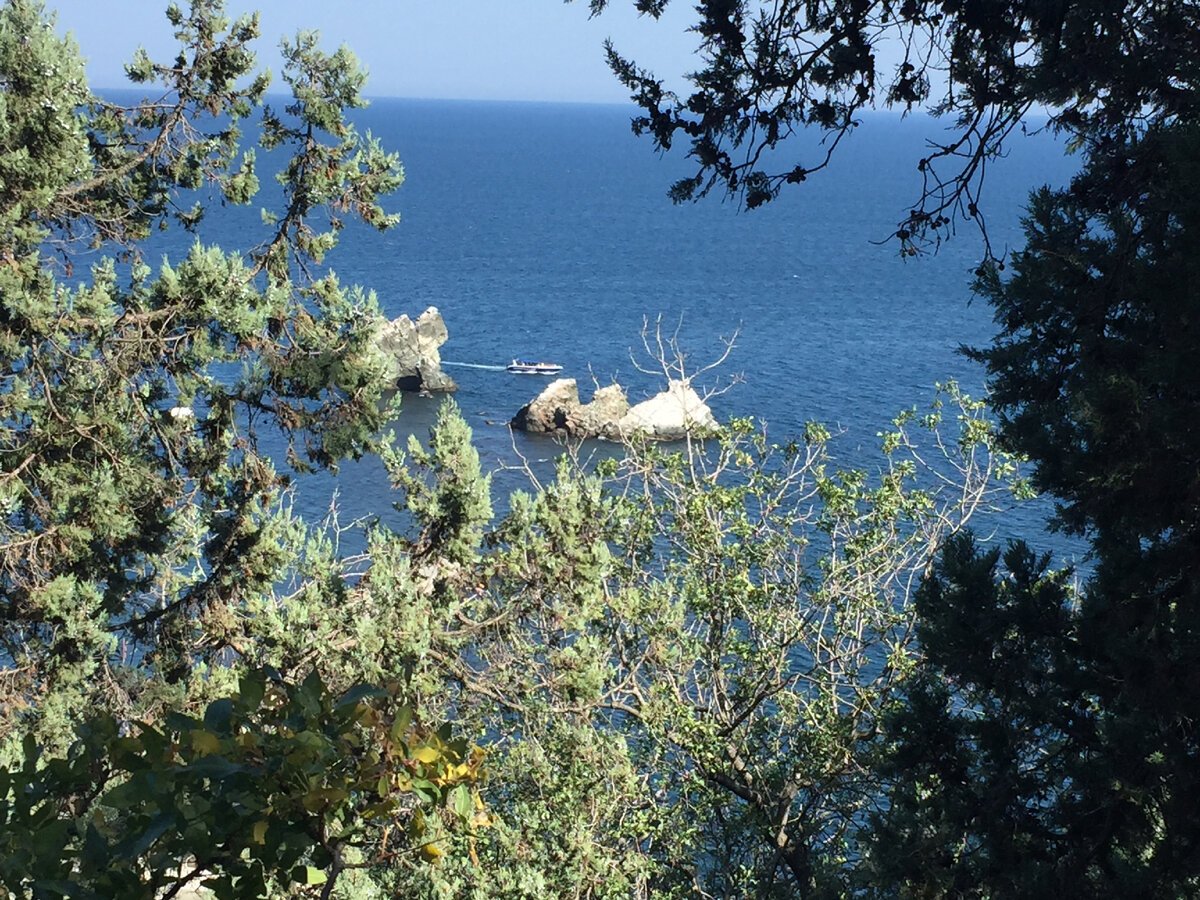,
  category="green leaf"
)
[31,881,89,899]
[292,865,328,886]
[336,682,386,710]
[299,668,326,715]
[410,778,438,804]
[203,698,235,736]
[115,810,174,860]
[185,755,243,780]
[390,706,412,743]
[450,784,472,820]
[238,672,266,712]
